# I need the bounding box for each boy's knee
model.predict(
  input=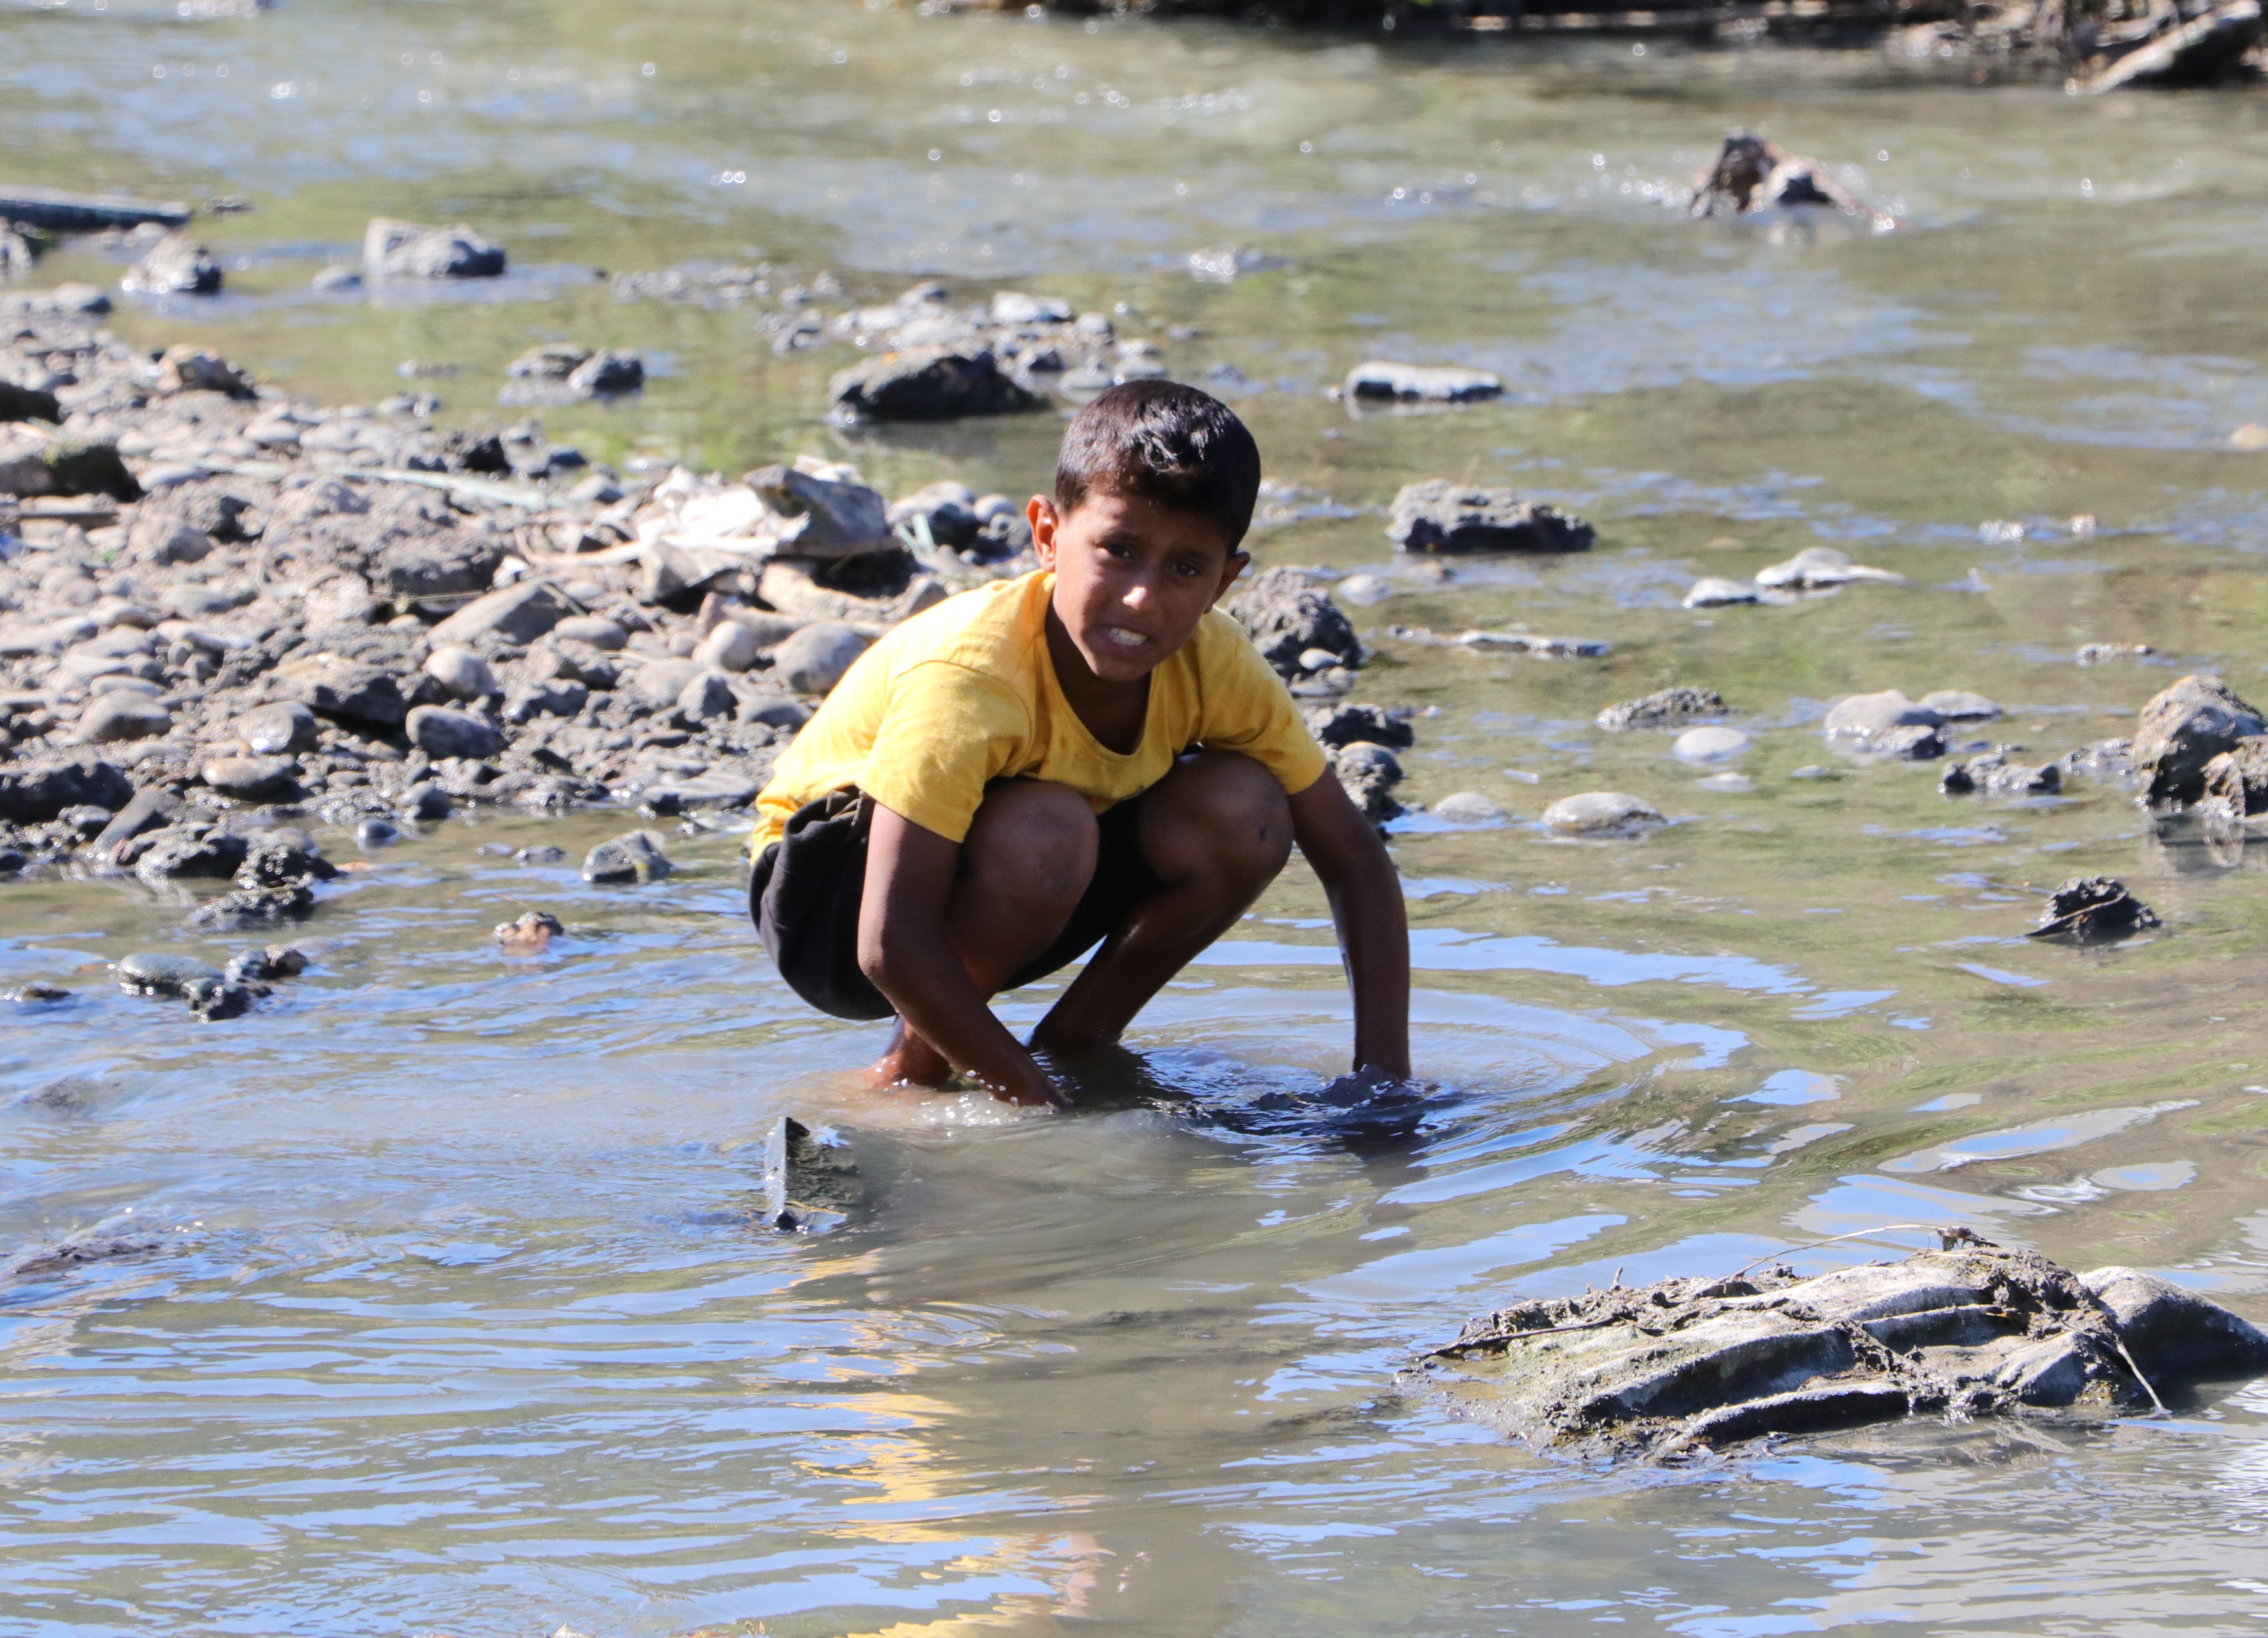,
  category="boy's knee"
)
[1153,753,1292,880]
[965,780,1097,906]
